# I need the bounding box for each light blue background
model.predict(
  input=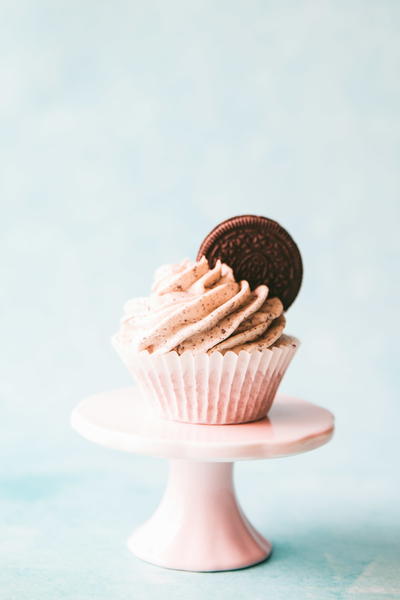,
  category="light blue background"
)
[1,1,399,598]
